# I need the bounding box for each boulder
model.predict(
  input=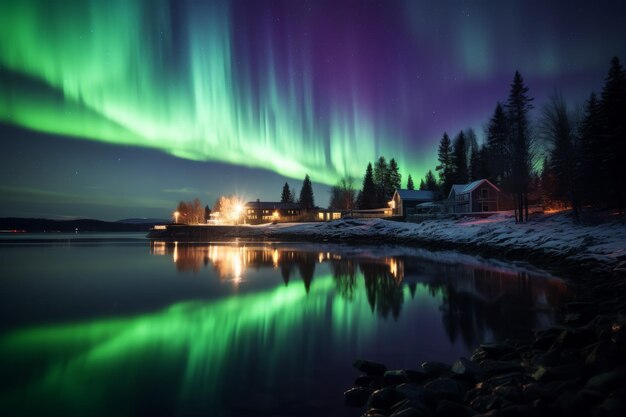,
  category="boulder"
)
[421,361,451,377]
[586,368,626,393]
[424,378,465,402]
[384,370,410,385]
[479,360,524,376]
[368,386,397,410]
[452,357,485,379]
[435,399,471,417]
[344,386,372,407]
